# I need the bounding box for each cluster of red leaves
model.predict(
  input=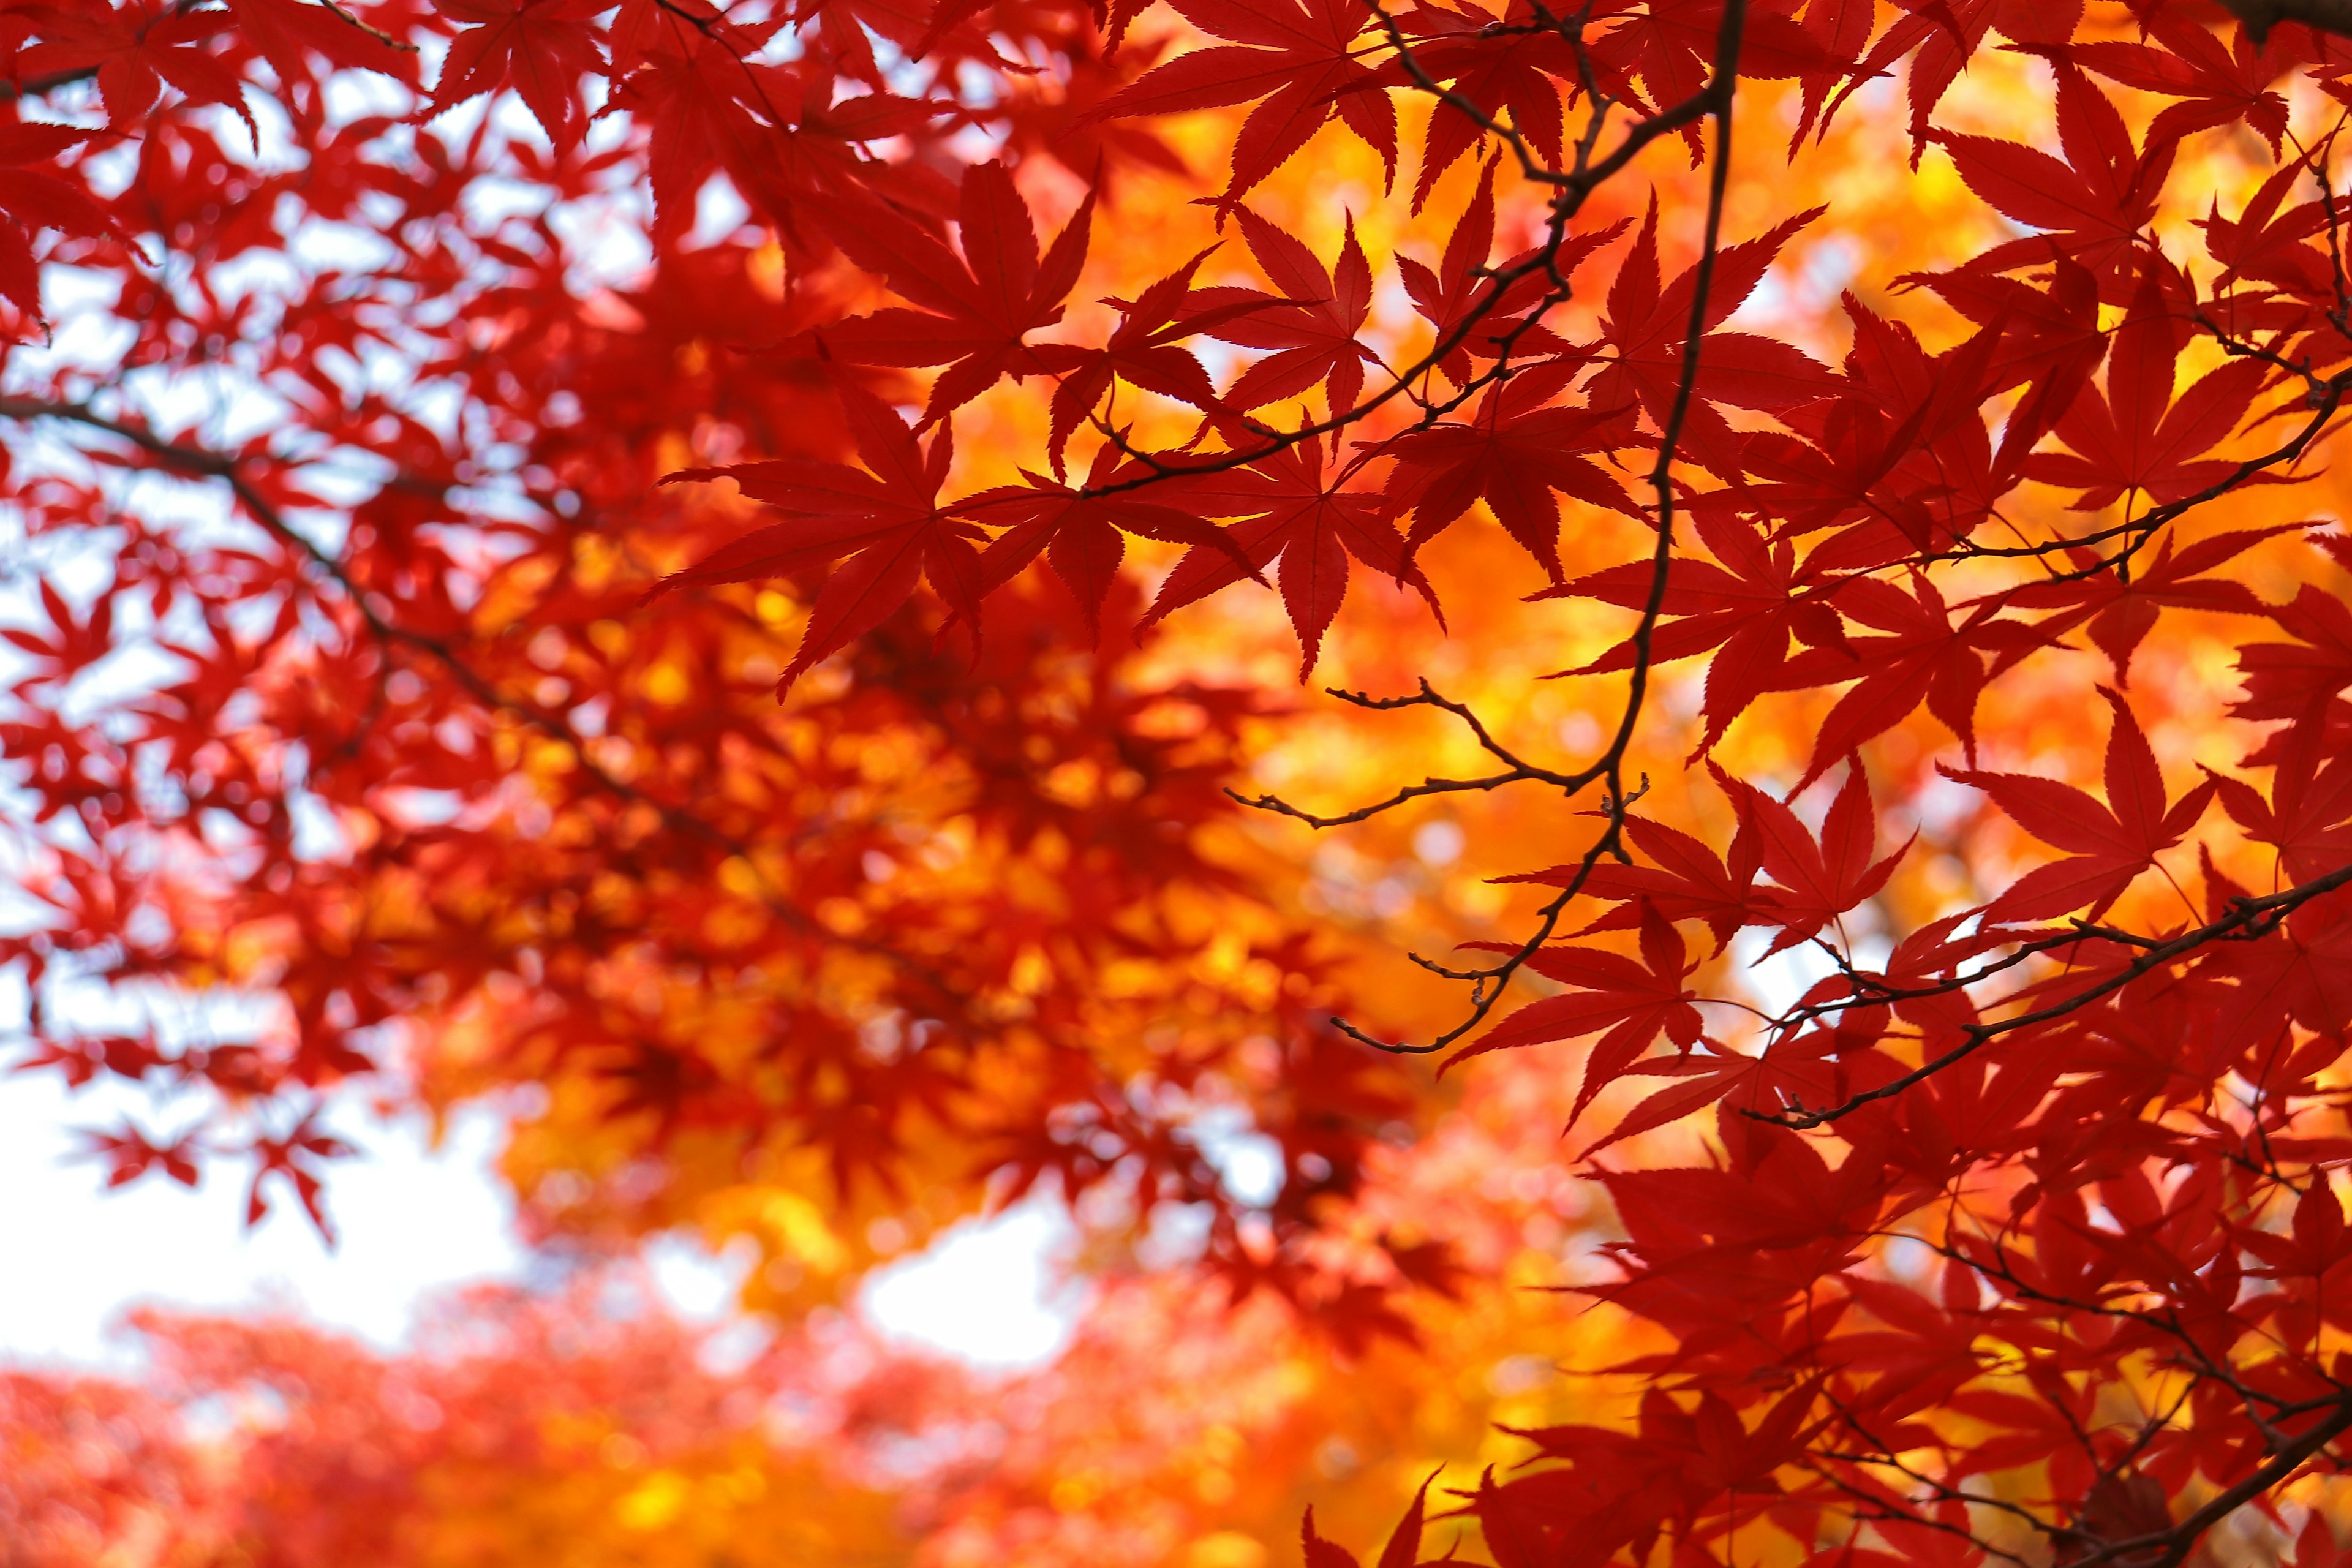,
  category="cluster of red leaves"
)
[10,0,2352,1564]
[0,0,1434,1340]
